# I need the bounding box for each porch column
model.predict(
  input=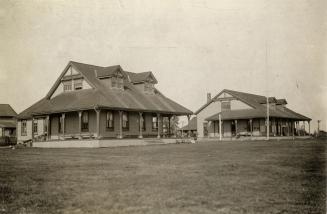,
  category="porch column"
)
[296,121,299,136]
[291,121,295,140]
[118,111,123,139]
[95,109,101,139]
[78,111,82,139]
[235,120,238,137]
[61,113,65,139]
[172,115,177,138]
[250,119,253,137]
[157,113,161,139]
[168,115,171,137]
[138,112,143,139]
[46,115,50,141]
[219,114,222,141]
[308,121,311,136]
[287,120,290,136]
[303,121,306,136]
[31,117,35,141]
[187,115,191,137]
